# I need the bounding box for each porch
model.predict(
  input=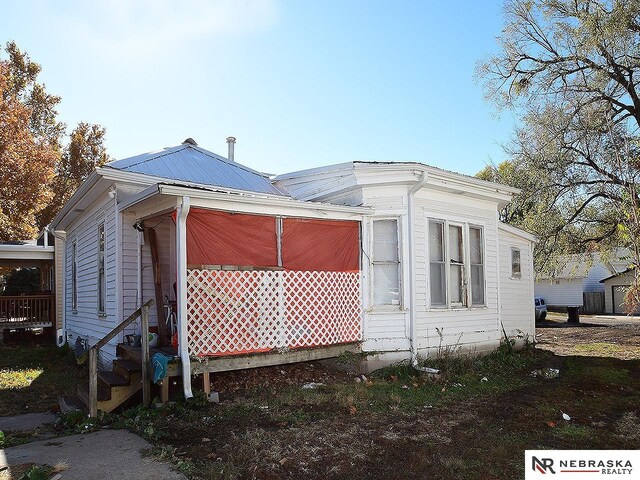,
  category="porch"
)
[117,183,367,400]
[0,238,56,344]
